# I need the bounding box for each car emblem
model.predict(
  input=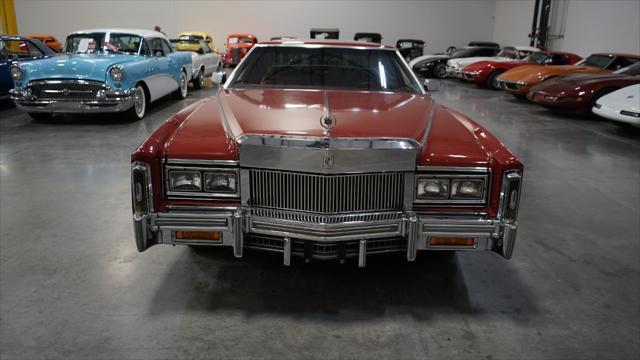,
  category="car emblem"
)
[322,155,335,169]
[320,113,336,133]
[62,88,70,96]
